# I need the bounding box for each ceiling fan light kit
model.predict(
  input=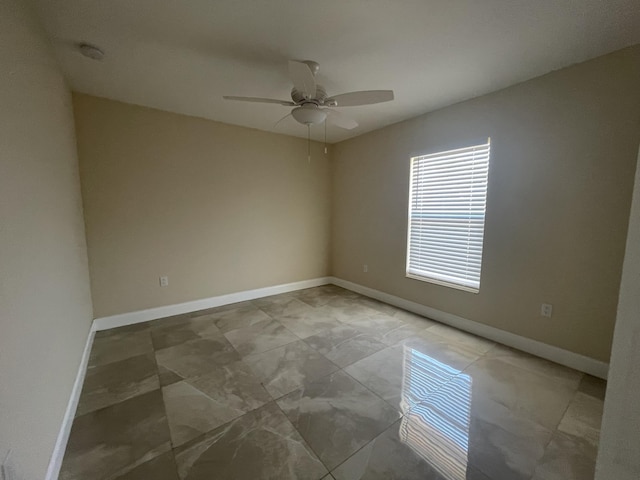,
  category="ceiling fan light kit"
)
[291,104,327,125]
[224,59,394,131]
